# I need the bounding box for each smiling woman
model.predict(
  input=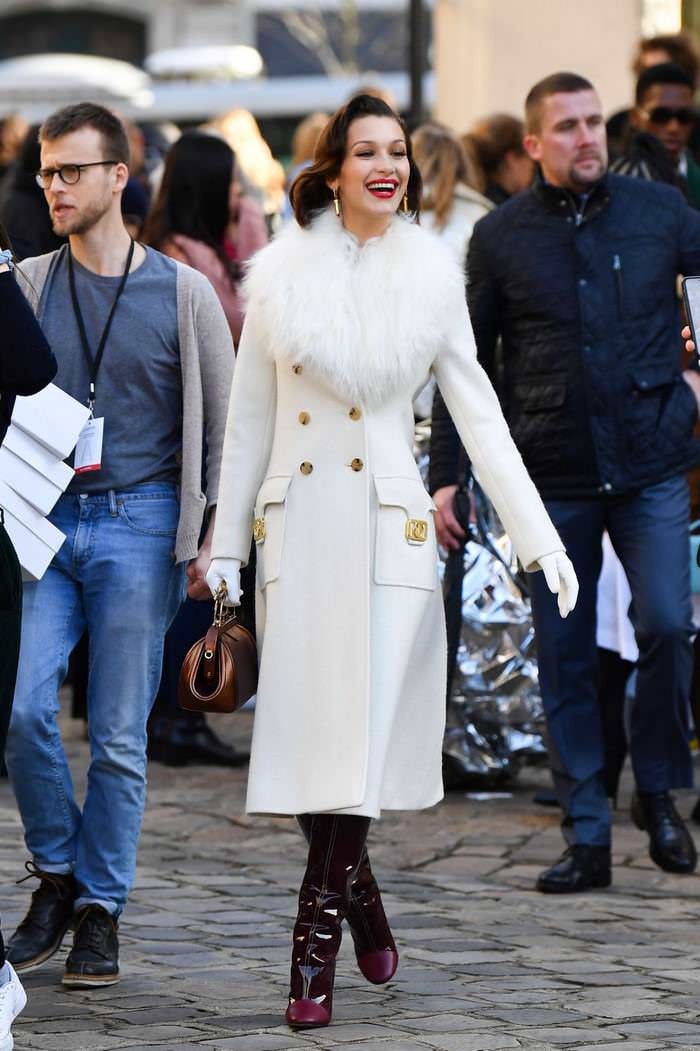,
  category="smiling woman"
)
[290,93,422,239]
[206,92,577,1031]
